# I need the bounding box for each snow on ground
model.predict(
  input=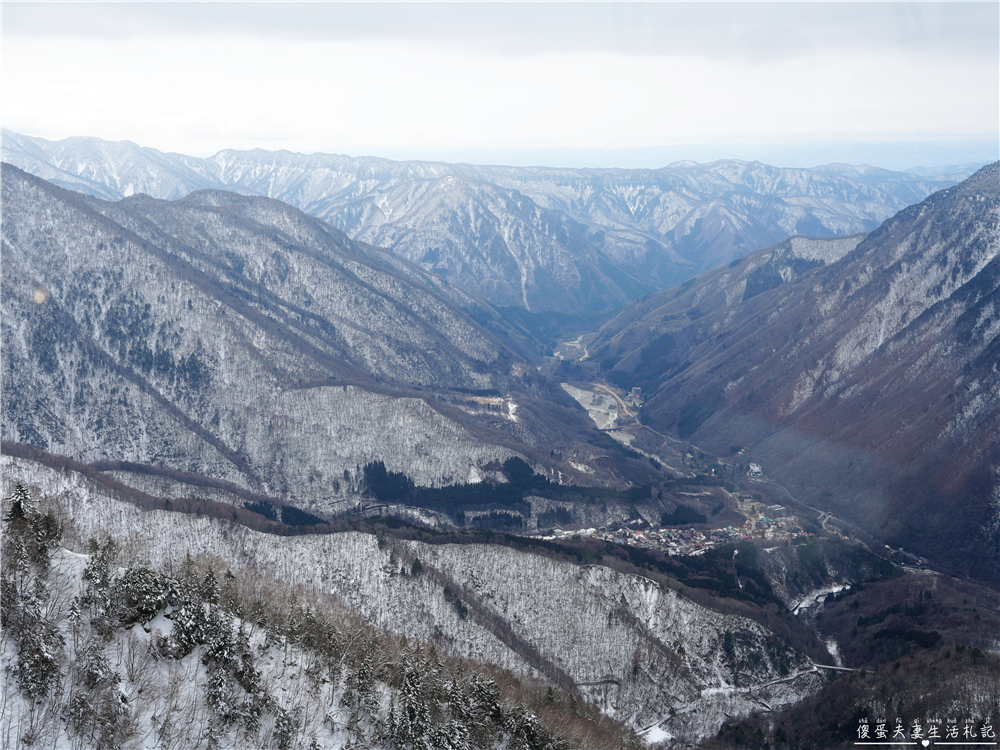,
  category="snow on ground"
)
[561,383,618,430]
[826,638,843,668]
[3,456,826,745]
[642,724,673,745]
[791,584,849,616]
